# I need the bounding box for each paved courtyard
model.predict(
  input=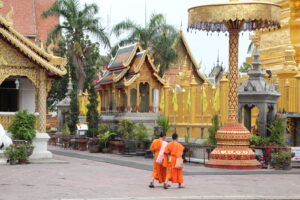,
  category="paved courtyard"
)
[1,146,300,200]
